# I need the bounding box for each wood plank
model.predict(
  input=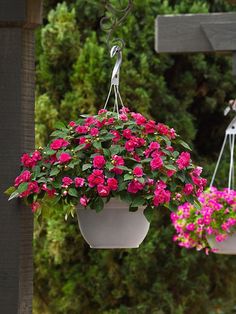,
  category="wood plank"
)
[155,12,236,53]
[201,22,236,51]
